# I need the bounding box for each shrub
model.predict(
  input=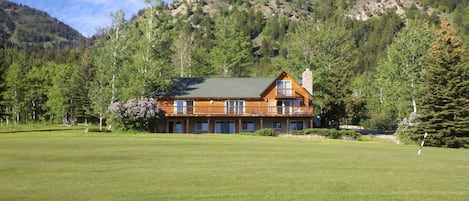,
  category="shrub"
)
[107,98,161,132]
[254,128,278,137]
[362,112,398,130]
[86,128,112,133]
[293,128,362,140]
